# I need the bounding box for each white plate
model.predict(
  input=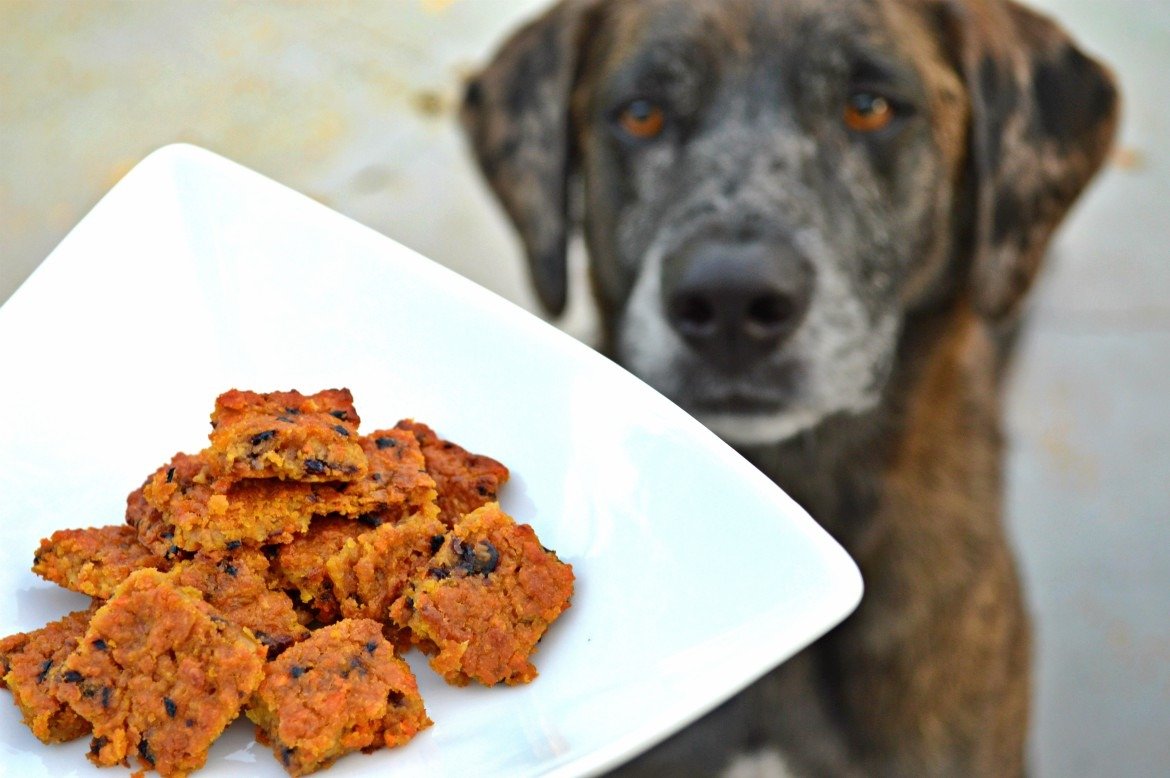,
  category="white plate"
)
[0,144,861,777]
